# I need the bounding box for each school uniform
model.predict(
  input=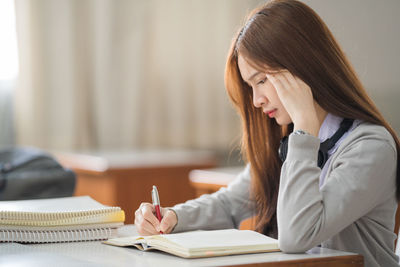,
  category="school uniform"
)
[172,114,399,267]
